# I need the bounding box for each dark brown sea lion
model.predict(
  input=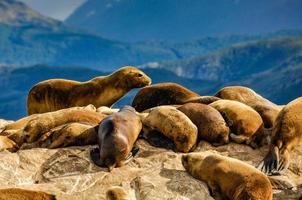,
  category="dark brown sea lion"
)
[91,106,142,171]
[142,106,198,153]
[260,97,302,174]
[8,107,106,145]
[210,100,264,145]
[215,86,281,128]
[27,66,151,115]
[0,188,56,200]
[182,152,273,200]
[177,103,230,146]
[131,82,199,112]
